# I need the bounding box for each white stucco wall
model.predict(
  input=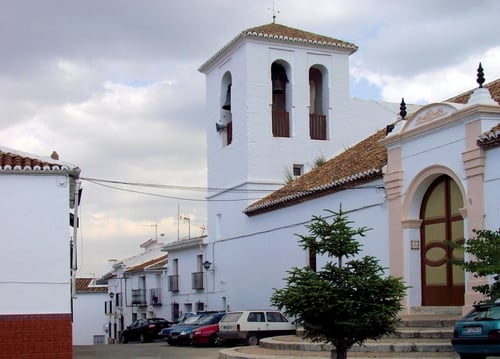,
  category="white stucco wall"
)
[203,179,389,311]
[73,292,108,345]
[0,173,72,314]
[162,239,219,315]
[483,145,500,230]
